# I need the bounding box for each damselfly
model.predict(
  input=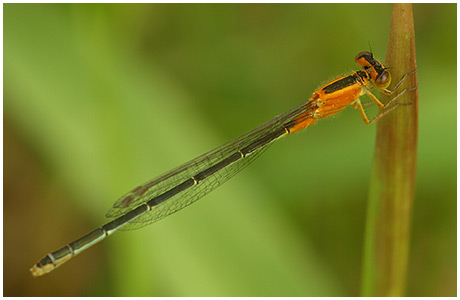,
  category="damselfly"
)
[30,51,416,276]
